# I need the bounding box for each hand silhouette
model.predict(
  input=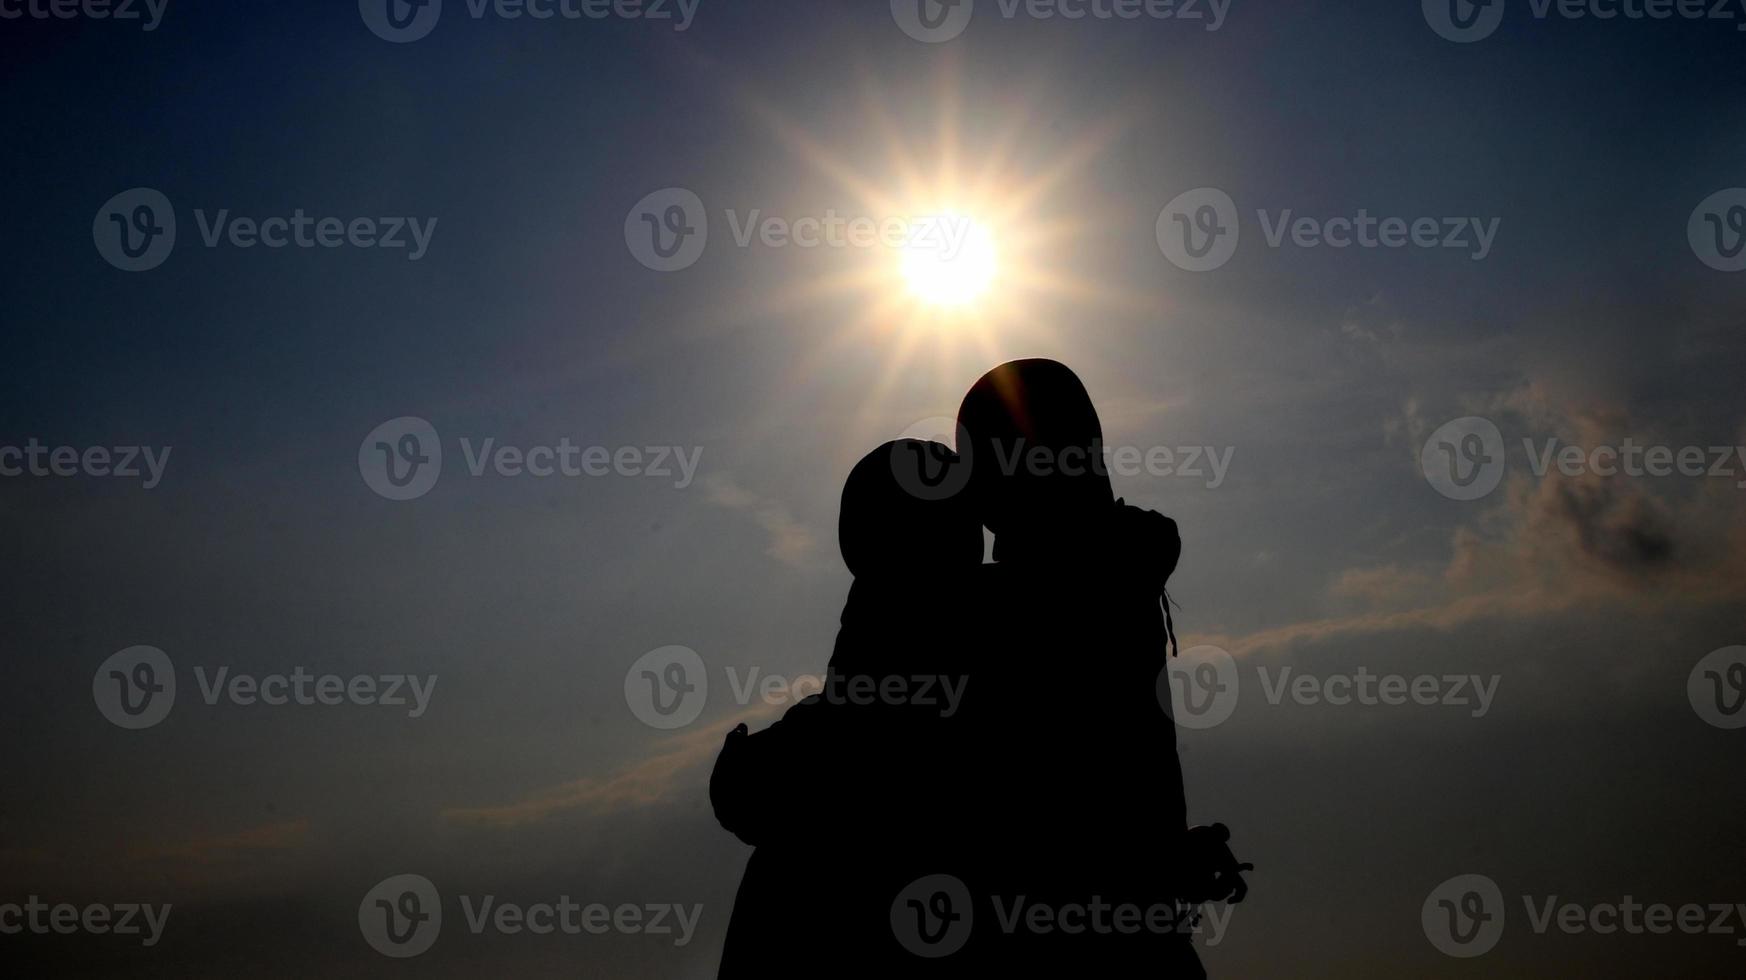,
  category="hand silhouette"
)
[1180,823,1253,904]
